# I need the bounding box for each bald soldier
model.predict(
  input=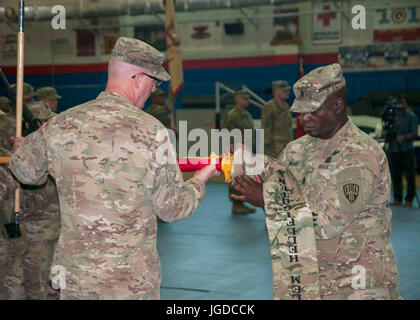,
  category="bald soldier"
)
[36,87,61,113]
[145,88,176,131]
[10,37,218,300]
[232,63,401,300]
[262,80,293,158]
[223,90,256,215]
